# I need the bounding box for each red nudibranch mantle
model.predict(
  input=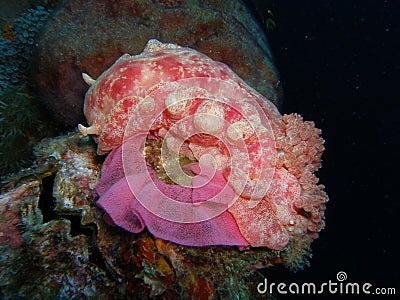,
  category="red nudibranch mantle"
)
[78,39,328,251]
